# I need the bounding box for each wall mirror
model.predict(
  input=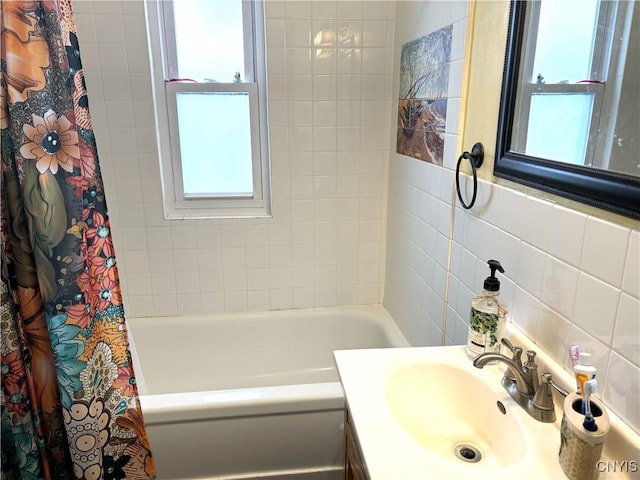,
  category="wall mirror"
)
[495,0,639,220]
